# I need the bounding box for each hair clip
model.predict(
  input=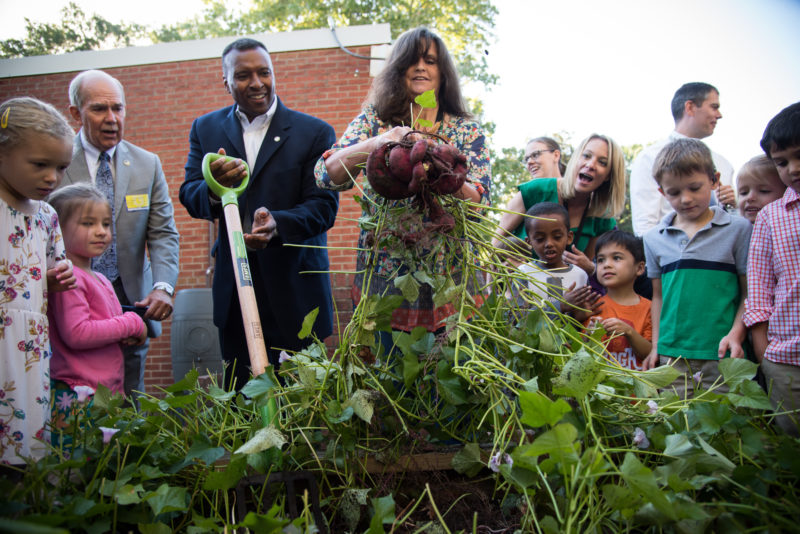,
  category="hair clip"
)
[0,107,9,129]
